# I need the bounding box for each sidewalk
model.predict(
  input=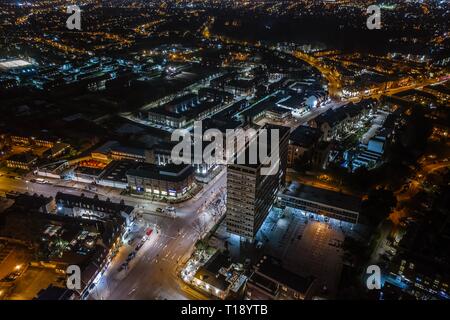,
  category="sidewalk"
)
[127,183,203,204]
